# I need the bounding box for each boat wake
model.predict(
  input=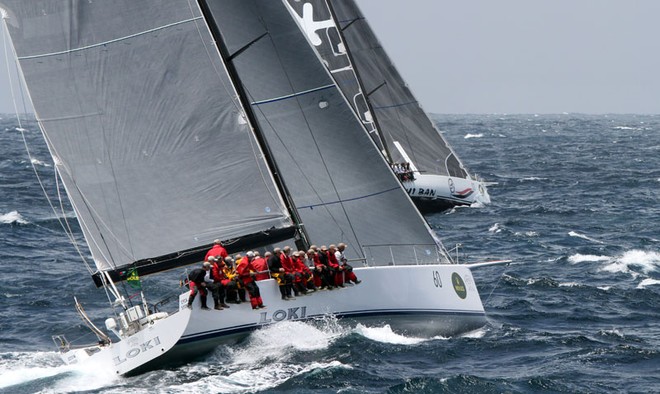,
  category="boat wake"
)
[153,319,351,393]
[0,351,119,393]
